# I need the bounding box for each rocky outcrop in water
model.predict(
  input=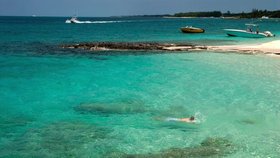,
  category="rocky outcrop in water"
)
[106,137,236,158]
[0,115,34,139]
[0,121,111,157]
[61,42,207,52]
